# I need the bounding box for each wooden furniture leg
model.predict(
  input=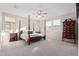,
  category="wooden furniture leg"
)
[44,35,46,40]
[28,39,30,45]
